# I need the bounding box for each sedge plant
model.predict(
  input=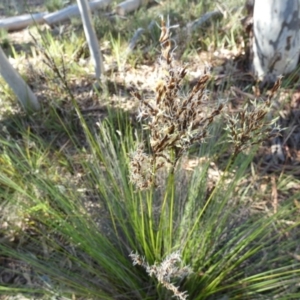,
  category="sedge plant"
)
[0,14,300,300]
